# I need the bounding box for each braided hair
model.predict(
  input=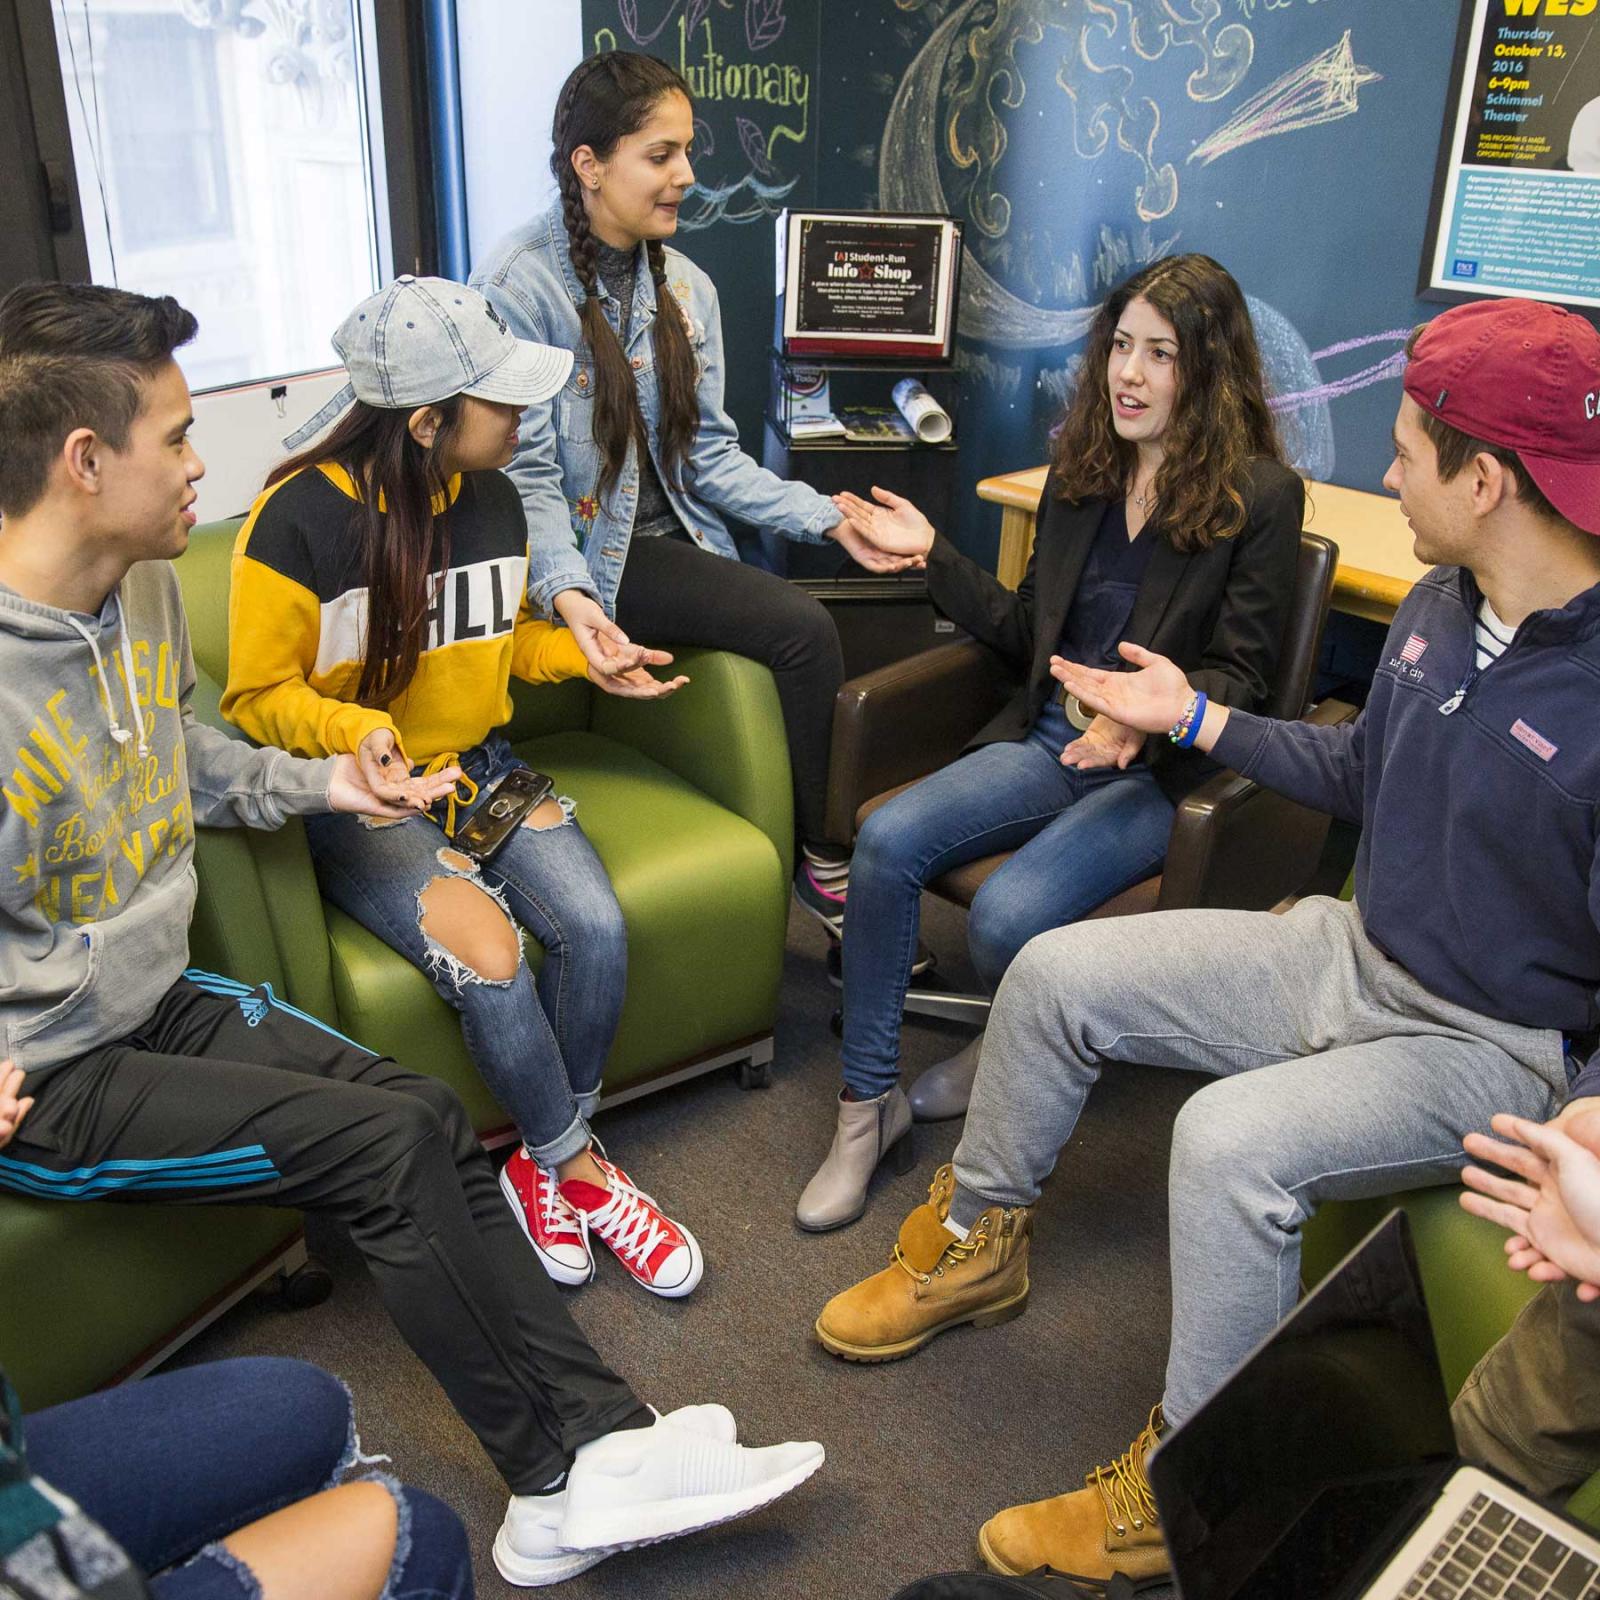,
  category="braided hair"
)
[550,52,700,508]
